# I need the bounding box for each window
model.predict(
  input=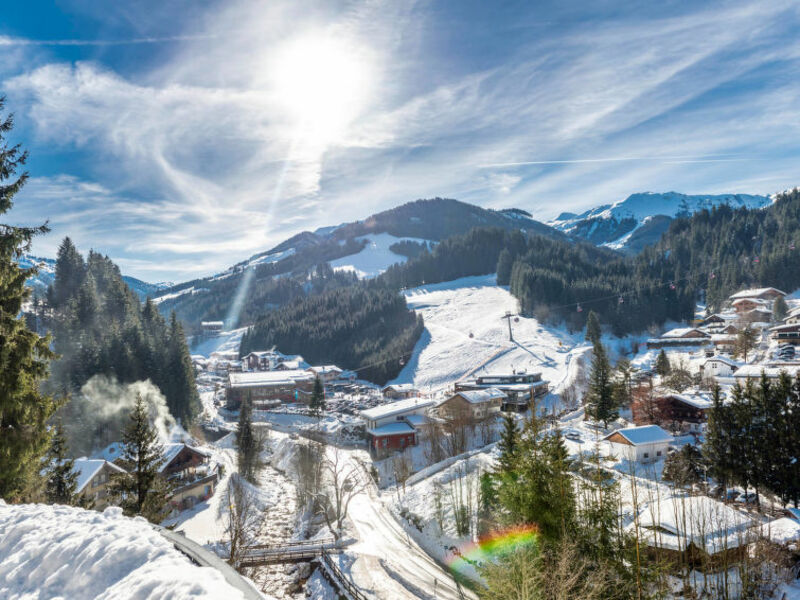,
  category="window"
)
[656,450,662,457]
[643,452,649,459]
